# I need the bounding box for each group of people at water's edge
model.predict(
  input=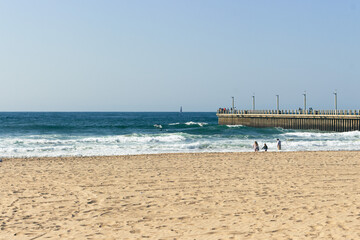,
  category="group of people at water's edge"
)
[253,139,281,152]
